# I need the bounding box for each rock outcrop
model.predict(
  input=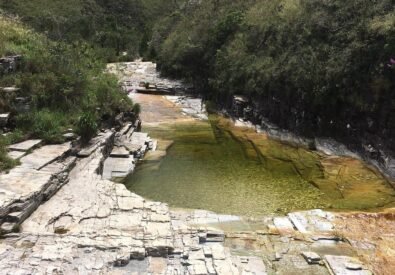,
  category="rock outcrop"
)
[0,142,74,234]
[0,61,384,274]
[0,128,269,274]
